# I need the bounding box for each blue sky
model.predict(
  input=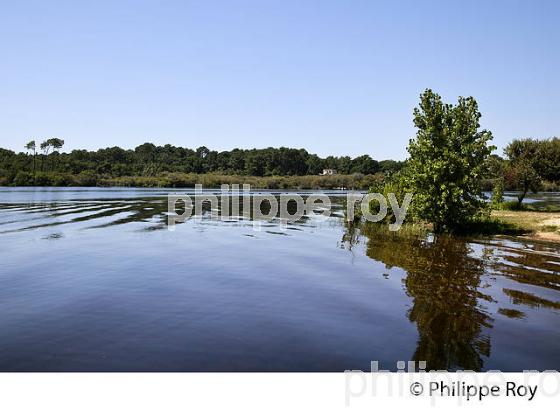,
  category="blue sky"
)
[0,0,557,160]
